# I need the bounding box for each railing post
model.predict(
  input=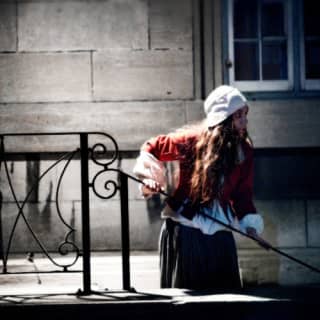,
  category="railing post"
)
[80,133,91,294]
[0,136,5,270]
[0,191,4,264]
[119,172,131,291]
